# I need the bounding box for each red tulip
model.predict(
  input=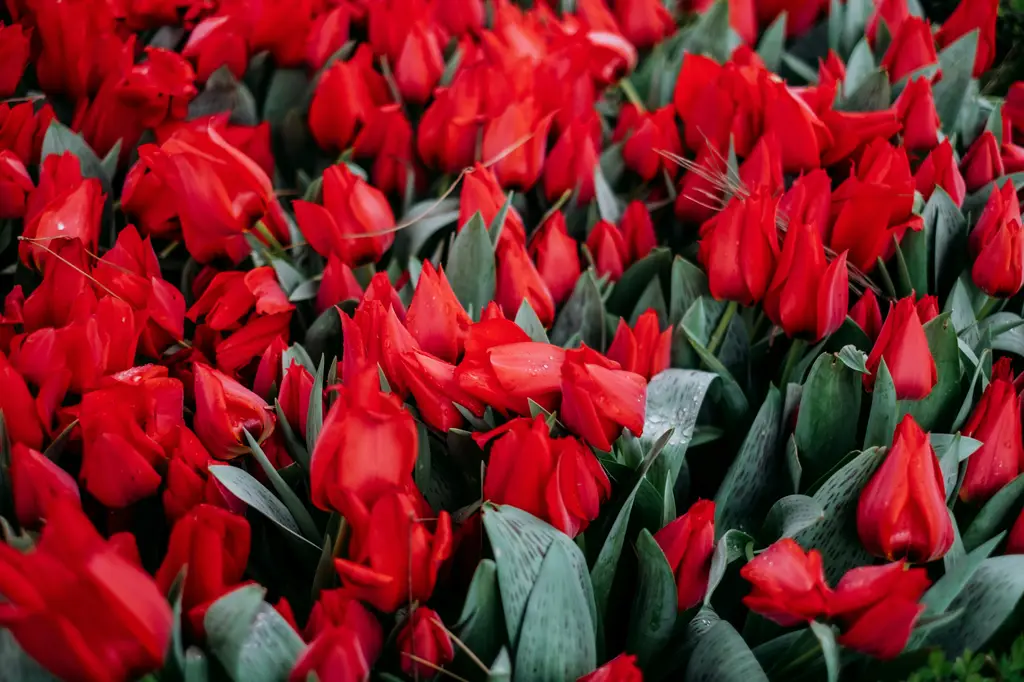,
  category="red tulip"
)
[0,101,54,167]
[613,0,674,48]
[866,0,910,46]
[674,147,723,224]
[478,416,611,537]
[317,254,364,315]
[969,179,1024,298]
[820,109,903,167]
[674,55,763,157]
[279,361,315,436]
[1007,83,1024,138]
[0,21,30,98]
[291,594,382,681]
[293,163,395,265]
[959,358,1024,503]
[916,295,940,323]
[830,561,930,659]
[116,47,197,130]
[305,5,350,70]
[187,267,292,331]
[858,414,954,562]
[9,443,80,528]
[394,21,445,105]
[482,98,551,190]
[418,79,483,174]
[308,45,382,152]
[309,366,418,519]
[698,190,781,306]
[621,200,658,264]
[578,653,643,682]
[32,0,127,100]
[496,238,556,327]
[961,131,1004,193]
[828,139,923,272]
[406,261,472,363]
[544,115,600,204]
[163,427,226,522]
[764,218,849,341]
[915,139,967,207]
[615,104,683,182]
[780,169,831,236]
[763,79,833,174]
[398,607,455,678]
[561,345,646,451]
[864,296,936,399]
[895,77,940,153]
[434,0,485,36]
[654,499,716,610]
[456,319,566,415]
[738,133,786,195]
[155,505,250,633]
[459,164,527,245]
[401,348,486,432]
[193,363,274,460]
[741,538,832,626]
[334,489,452,612]
[182,15,249,82]
[0,150,33,220]
[156,115,275,182]
[529,211,581,306]
[881,17,938,84]
[353,104,419,197]
[587,219,628,282]
[607,309,672,380]
[935,0,998,77]
[0,499,173,681]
